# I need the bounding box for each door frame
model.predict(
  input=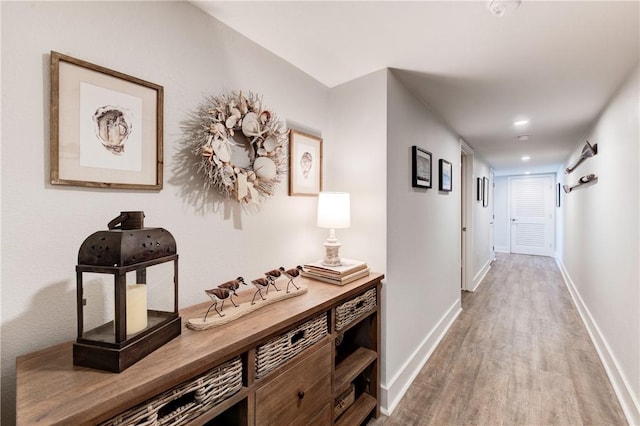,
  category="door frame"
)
[460,141,474,292]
